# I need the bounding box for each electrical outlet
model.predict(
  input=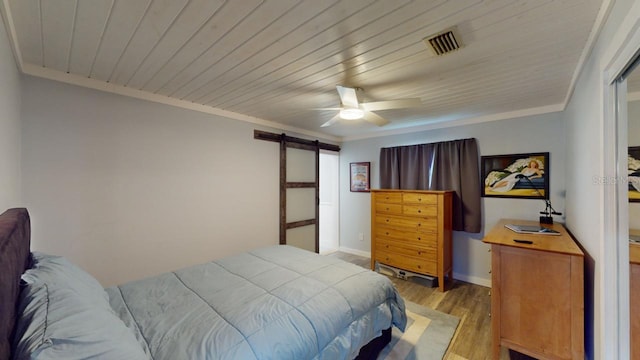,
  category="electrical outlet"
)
[358,233,364,241]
